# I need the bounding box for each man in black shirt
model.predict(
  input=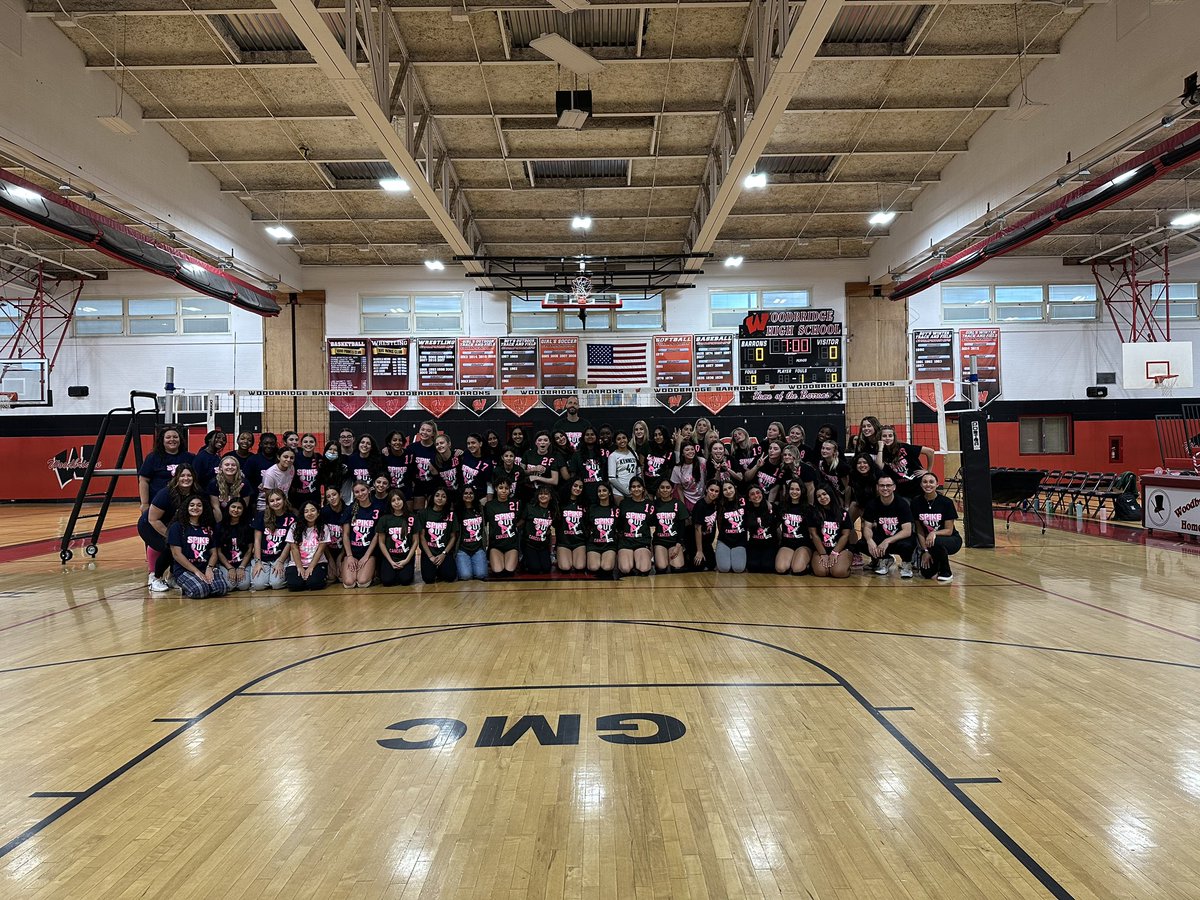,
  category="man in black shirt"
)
[858,473,916,577]
[559,395,592,451]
